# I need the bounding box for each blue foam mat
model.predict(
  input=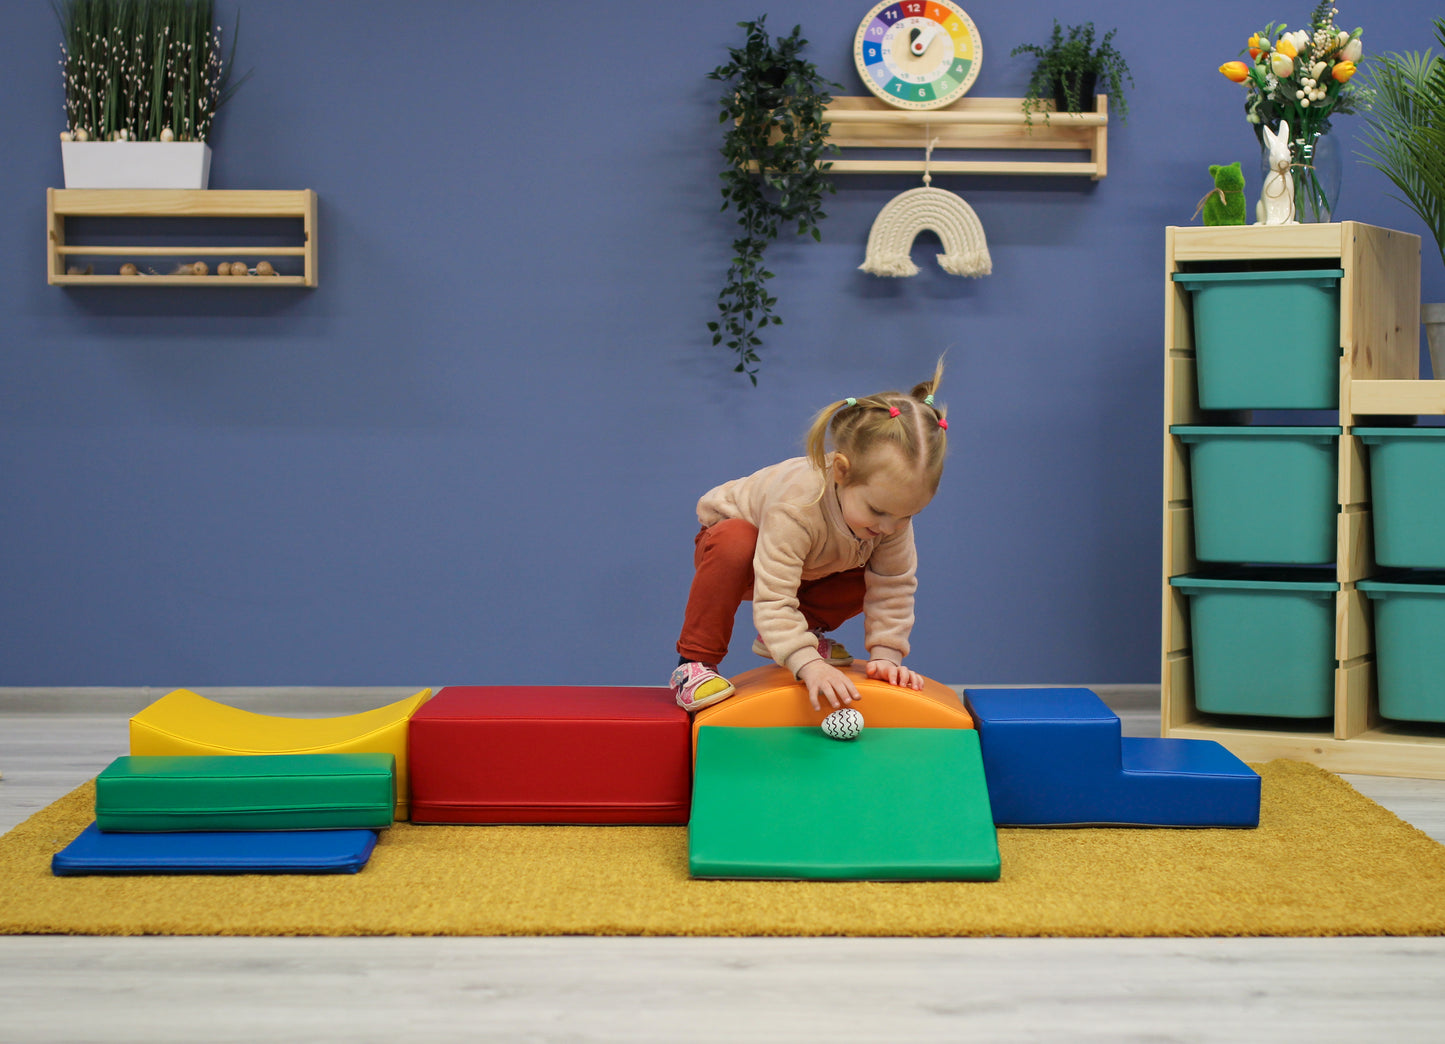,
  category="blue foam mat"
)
[51,822,379,876]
